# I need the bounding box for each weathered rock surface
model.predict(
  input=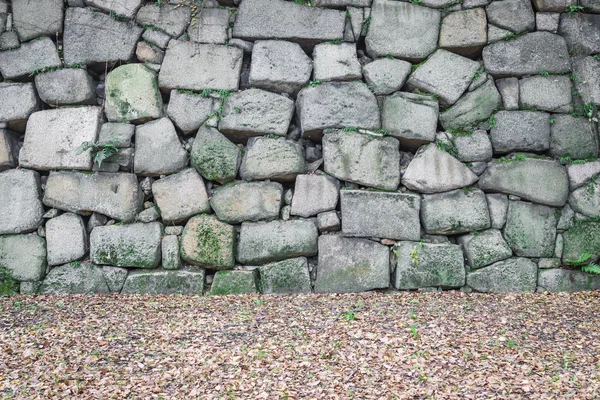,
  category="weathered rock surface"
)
[219,89,295,142]
[487,193,509,229]
[134,118,188,176]
[402,145,478,193]
[558,13,600,56]
[90,222,163,268]
[504,201,557,257]
[258,257,312,294]
[237,220,318,264]
[467,257,538,292]
[0,37,62,80]
[489,111,550,154]
[188,7,230,44]
[167,90,214,134]
[440,79,502,131]
[393,242,465,289]
[87,0,143,19]
[0,169,43,235]
[568,181,600,218]
[152,168,211,223]
[159,41,243,91]
[478,156,569,207]
[458,229,513,269]
[233,0,345,47]
[101,266,128,293]
[43,172,143,222]
[12,0,64,41]
[538,268,600,292]
[0,83,41,132]
[180,214,236,269]
[341,190,421,241]
[312,43,362,82]
[572,56,600,107]
[248,40,313,95]
[208,270,258,295]
[210,181,283,224]
[296,82,380,140]
[315,235,389,293]
[439,8,487,57]
[122,268,205,295]
[105,64,163,123]
[291,174,339,218]
[0,130,17,171]
[549,115,598,160]
[136,4,191,37]
[190,125,241,183]
[46,213,87,266]
[444,130,493,163]
[63,7,142,65]
[519,75,572,113]
[365,0,441,61]
[486,0,535,34]
[19,107,103,171]
[482,32,571,77]
[38,262,111,294]
[0,234,46,282]
[161,235,181,270]
[362,58,412,95]
[562,222,600,263]
[35,68,95,107]
[239,137,306,182]
[421,188,491,234]
[566,161,600,190]
[323,130,400,190]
